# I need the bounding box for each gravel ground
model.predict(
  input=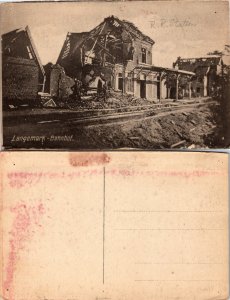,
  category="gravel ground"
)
[77,103,224,149]
[3,100,227,150]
